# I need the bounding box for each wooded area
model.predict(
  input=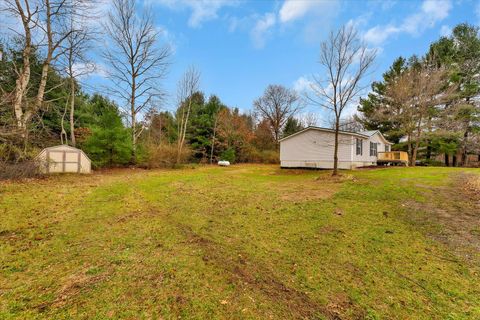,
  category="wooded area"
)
[1,0,479,176]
